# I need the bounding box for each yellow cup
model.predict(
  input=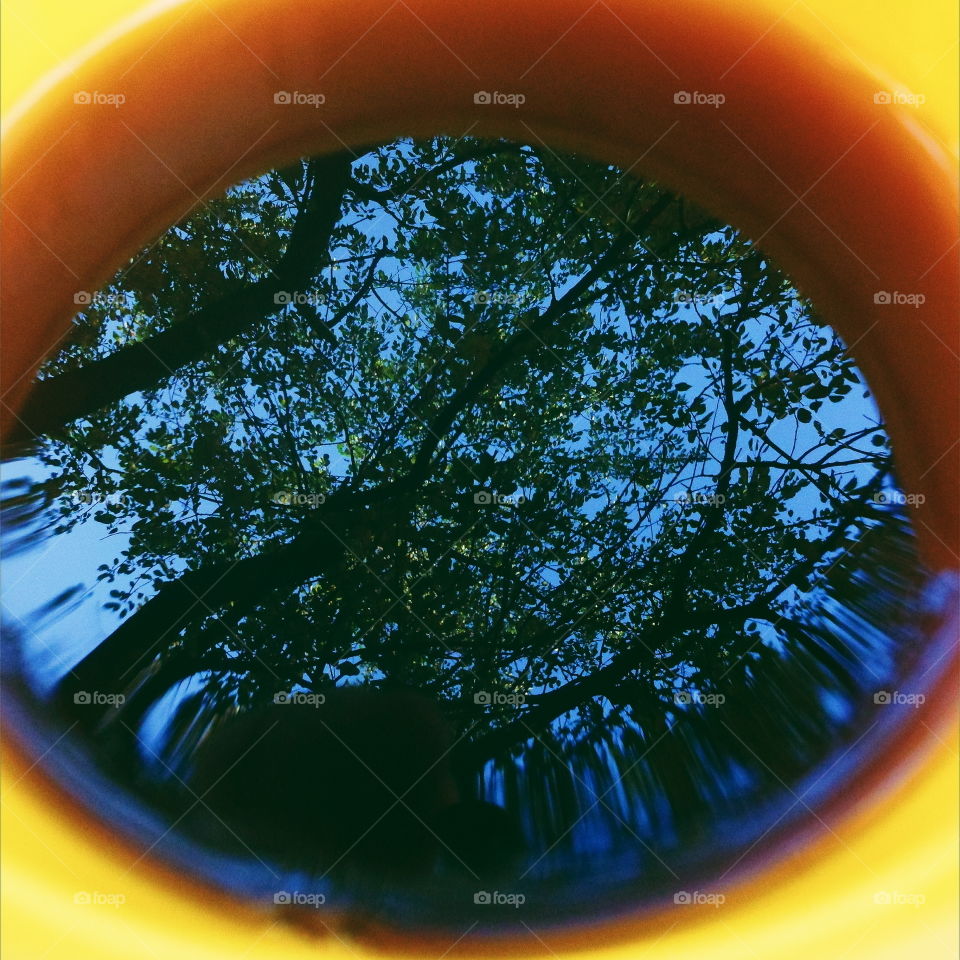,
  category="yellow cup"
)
[2,2,957,957]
